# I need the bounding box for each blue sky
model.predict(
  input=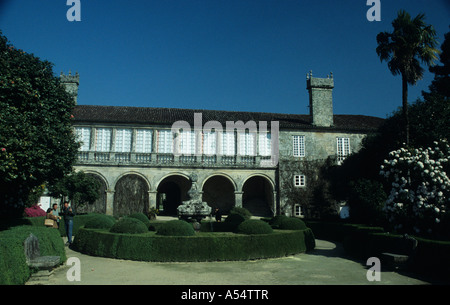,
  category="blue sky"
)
[0,0,449,119]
